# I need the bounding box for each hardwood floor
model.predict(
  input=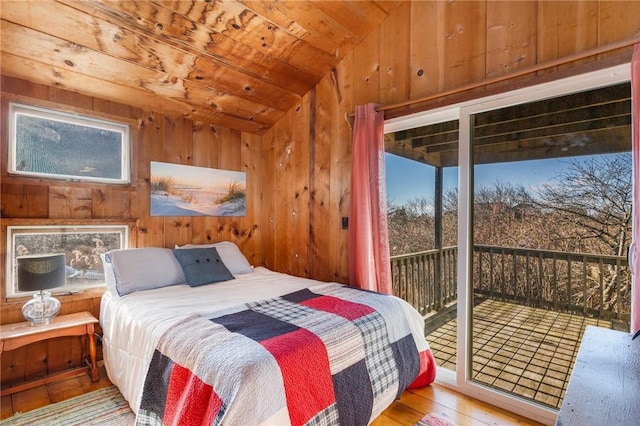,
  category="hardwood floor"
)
[0,364,112,421]
[373,384,546,426]
[1,365,544,425]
